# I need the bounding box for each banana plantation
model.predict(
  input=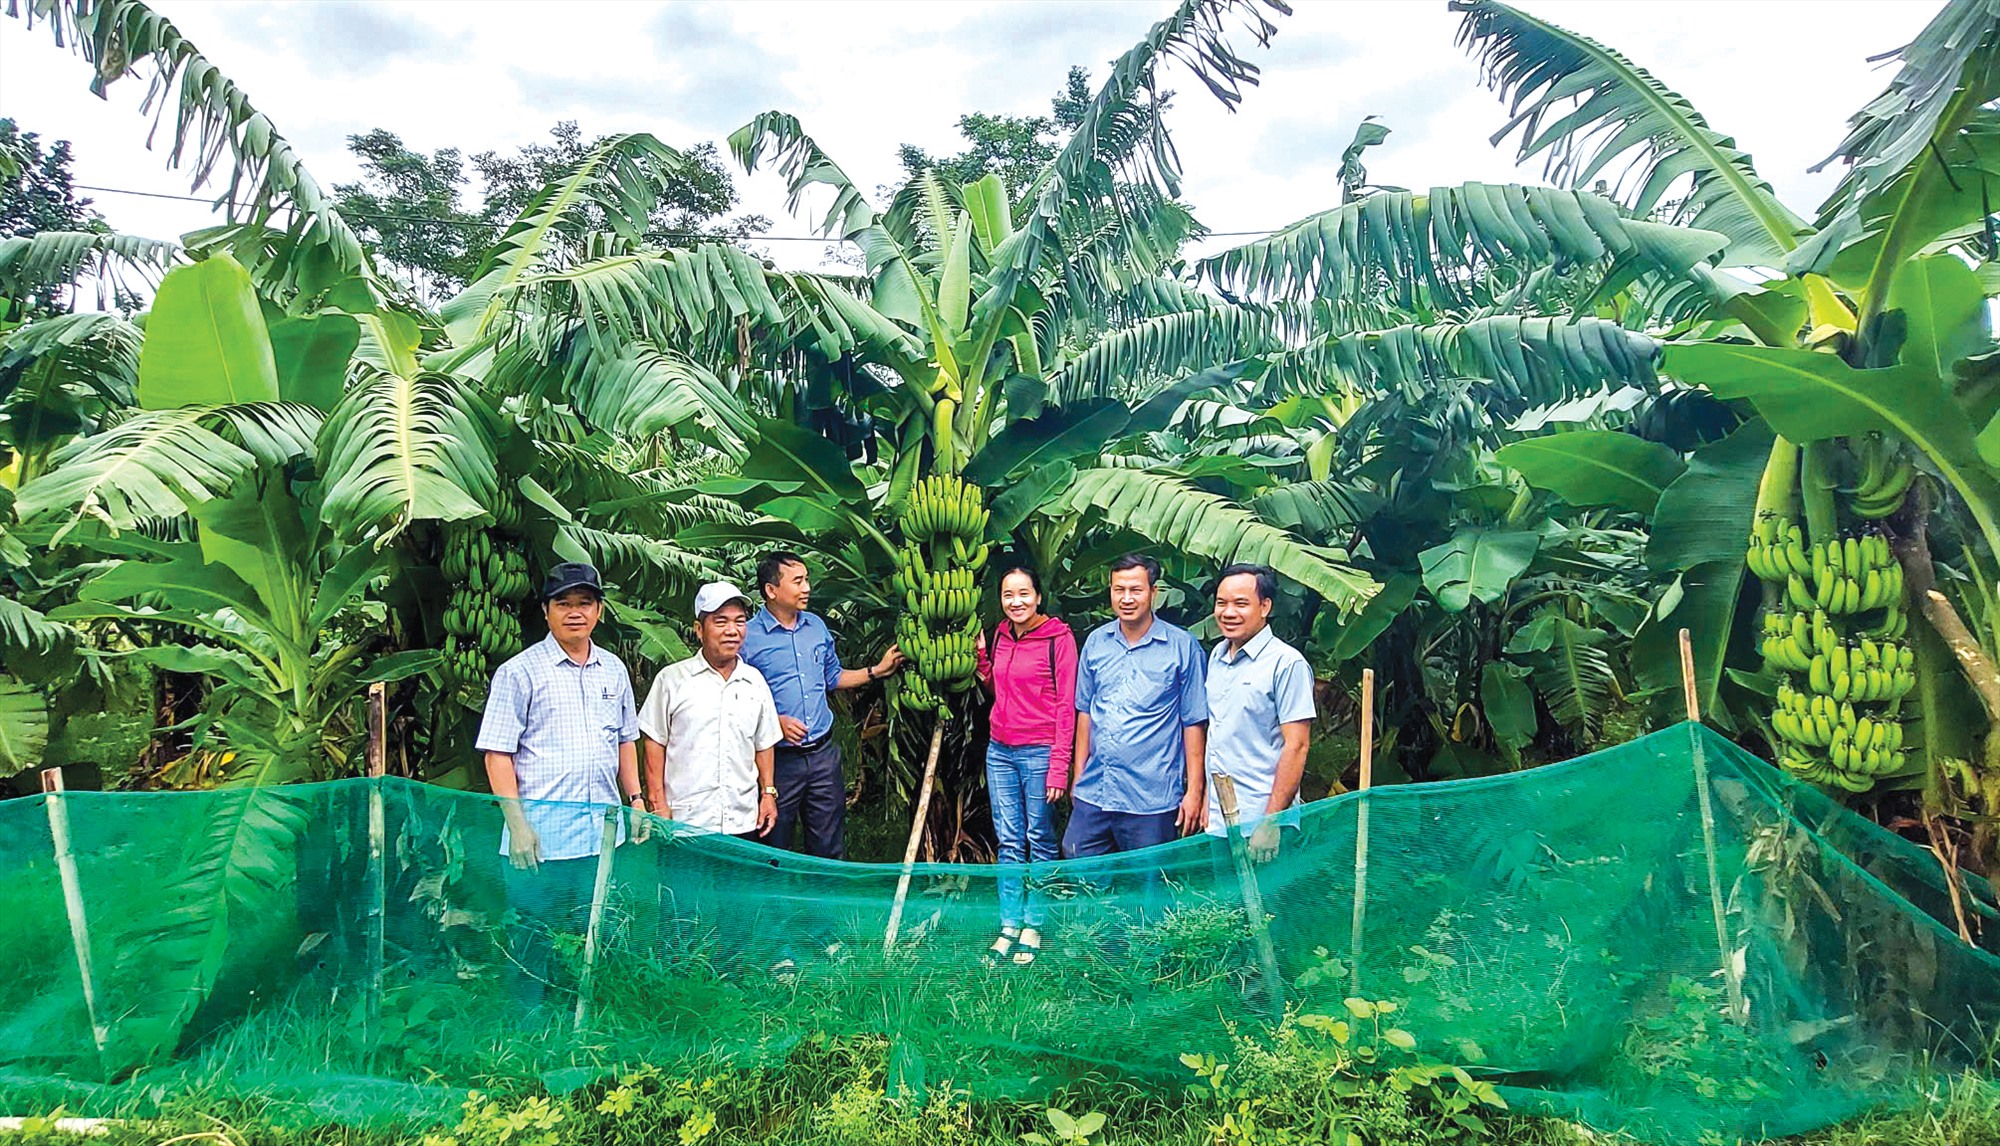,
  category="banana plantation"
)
[4,0,2000,1143]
